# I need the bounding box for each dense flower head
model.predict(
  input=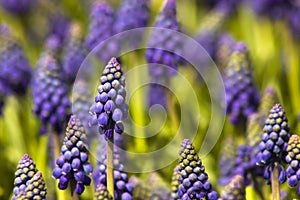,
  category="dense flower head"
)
[93,150,133,200]
[224,42,260,125]
[62,22,87,85]
[171,165,180,199]
[0,0,33,15]
[218,137,238,186]
[89,57,128,139]
[256,104,290,166]
[85,1,119,63]
[220,175,246,200]
[12,154,38,200]
[285,134,300,194]
[216,34,236,69]
[95,184,113,200]
[32,51,70,134]
[256,104,290,184]
[52,115,92,195]
[114,0,149,47]
[178,139,218,200]
[47,13,70,45]
[145,0,184,78]
[0,27,32,96]
[17,172,47,200]
[148,83,167,108]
